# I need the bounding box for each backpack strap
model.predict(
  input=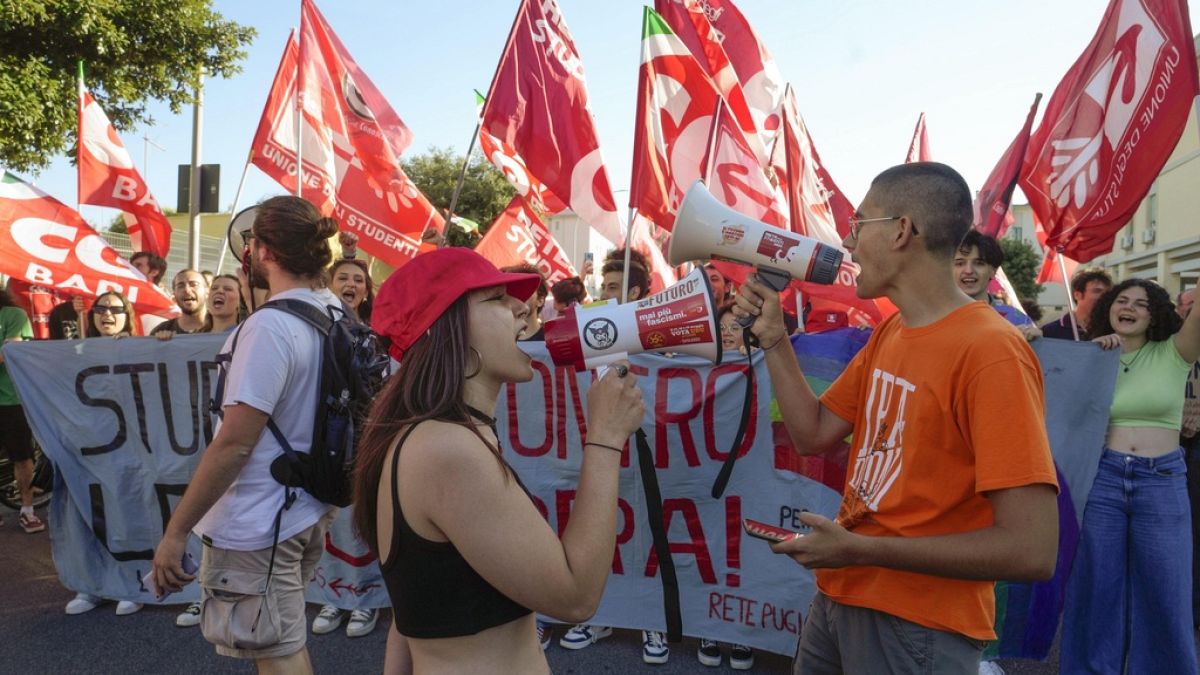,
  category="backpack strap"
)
[209,322,249,419]
[259,297,337,335]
